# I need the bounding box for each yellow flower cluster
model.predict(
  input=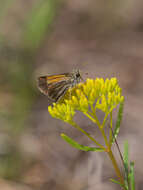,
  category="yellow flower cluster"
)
[48,78,124,123]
